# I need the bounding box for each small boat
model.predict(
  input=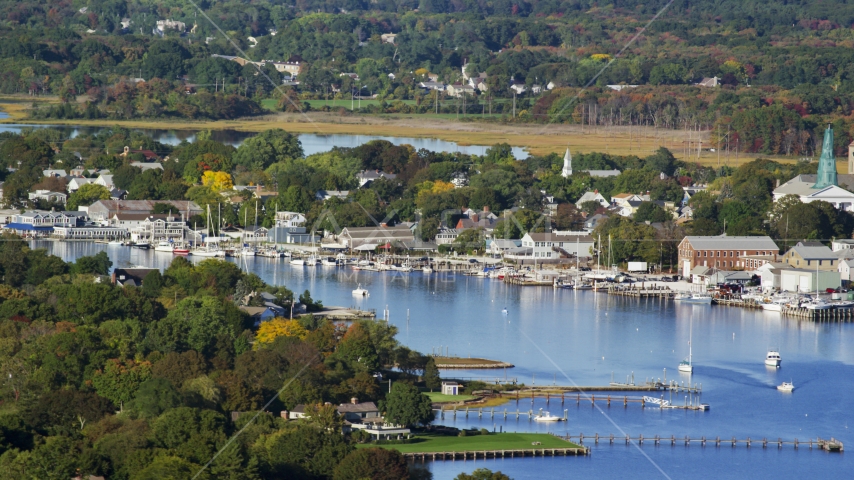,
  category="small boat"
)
[833,301,854,309]
[191,248,225,257]
[107,240,123,246]
[502,308,508,315]
[761,302,785,312]
[674,293,712,304]
[765,350,781,368]
[132,242,150,249]
[306,255,320,266]
[777,381,794,392]
[533,411,563,422]
[172,246,190,255]
[352,284,369,296]
[154,241,174,252]
[239,246,256,257]
[290,258,306,266]
[802,299,832,310]
[423,266,434,273]
[321,257,338,266]
[679,313,694,373]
